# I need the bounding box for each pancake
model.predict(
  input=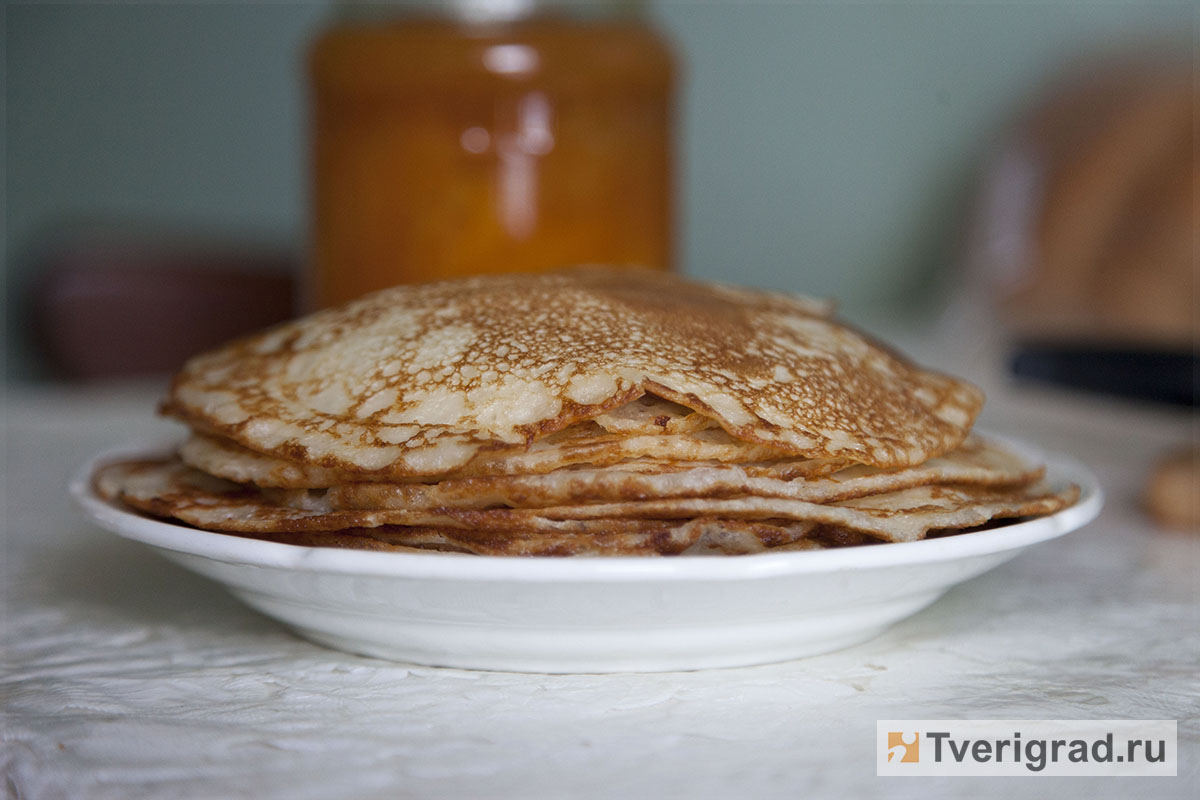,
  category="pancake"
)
[255,435,1041,512]
[178,422,804,488]
[241,518,817,557]
[94,455,1076,545]
[163,268,983,479]
[94,268,1075,557]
